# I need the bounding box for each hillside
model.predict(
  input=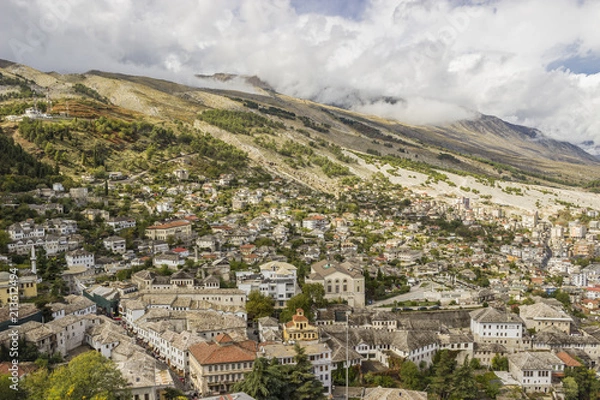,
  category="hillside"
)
[1,60,600,203]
